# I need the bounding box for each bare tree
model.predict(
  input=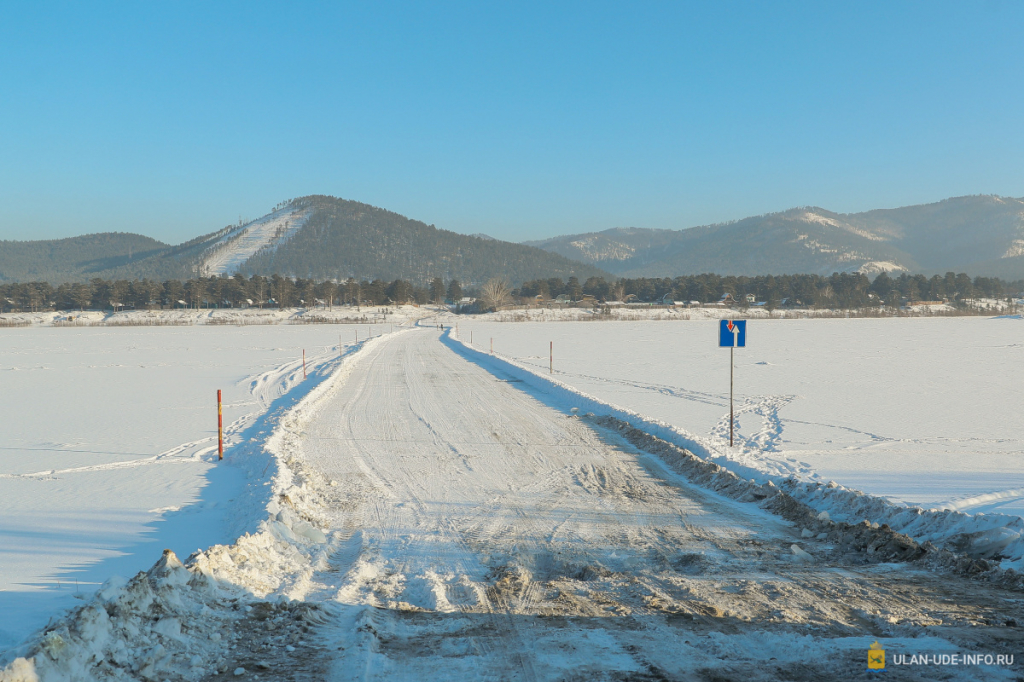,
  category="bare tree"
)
[480,277,512,310]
